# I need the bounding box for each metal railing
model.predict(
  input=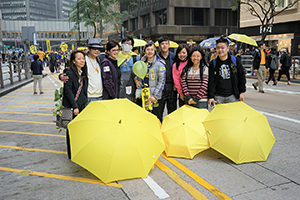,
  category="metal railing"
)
[0,57,32,88]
